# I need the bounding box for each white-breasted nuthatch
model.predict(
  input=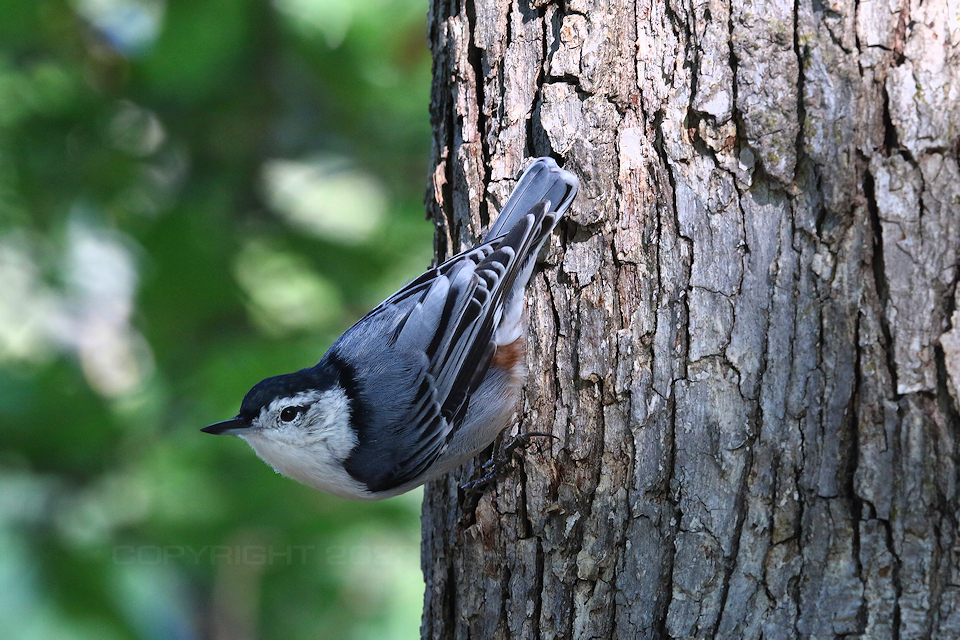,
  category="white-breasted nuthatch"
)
[202,157,579,499]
